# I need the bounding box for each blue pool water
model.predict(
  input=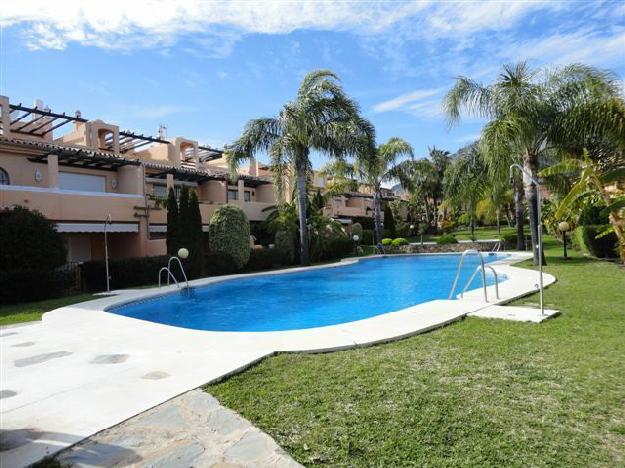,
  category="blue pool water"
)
[109,254,507,332]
